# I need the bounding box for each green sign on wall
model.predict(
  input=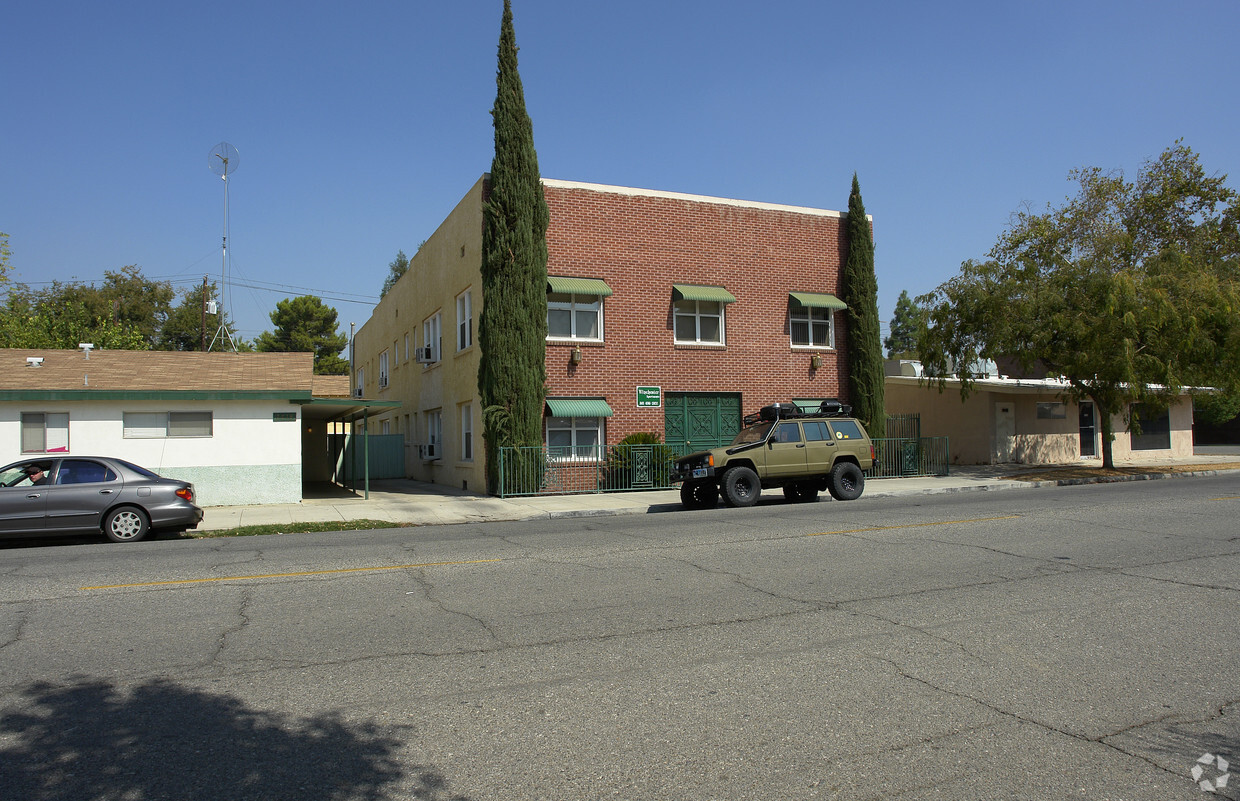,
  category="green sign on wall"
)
[636,386,662,408]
